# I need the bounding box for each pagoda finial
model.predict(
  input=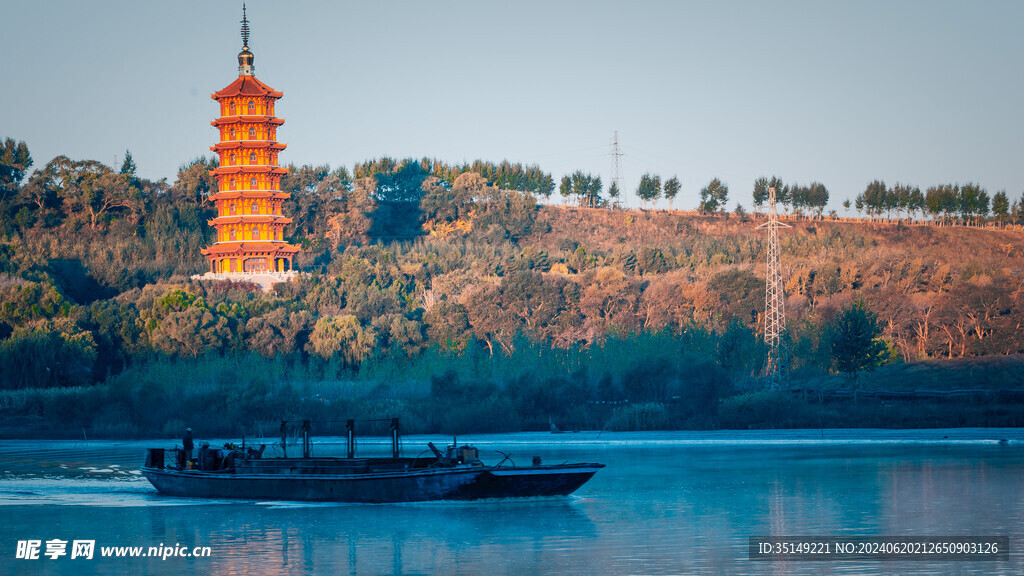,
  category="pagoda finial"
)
[241,4,250,49]
[237,4,254,76]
